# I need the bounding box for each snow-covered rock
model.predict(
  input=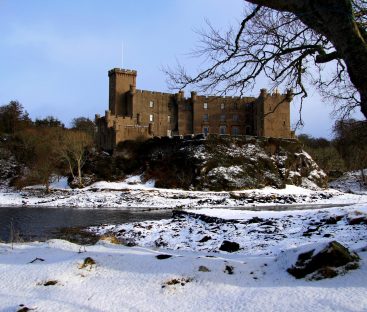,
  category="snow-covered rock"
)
[117,136,328,191]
